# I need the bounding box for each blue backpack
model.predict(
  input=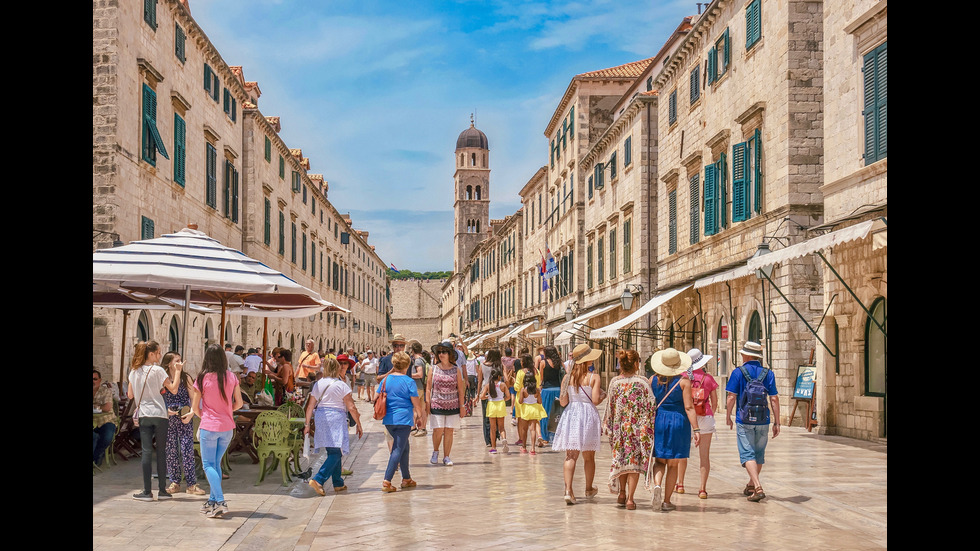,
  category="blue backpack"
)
[737,365,770,424]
